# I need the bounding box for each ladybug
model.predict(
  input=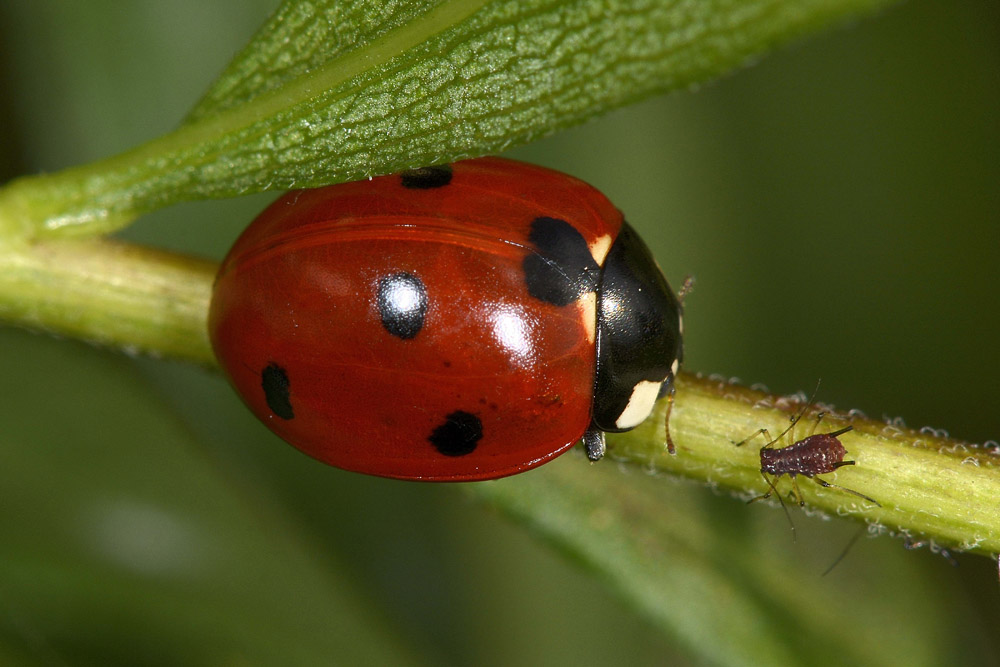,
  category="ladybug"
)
[209,157,683,481]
